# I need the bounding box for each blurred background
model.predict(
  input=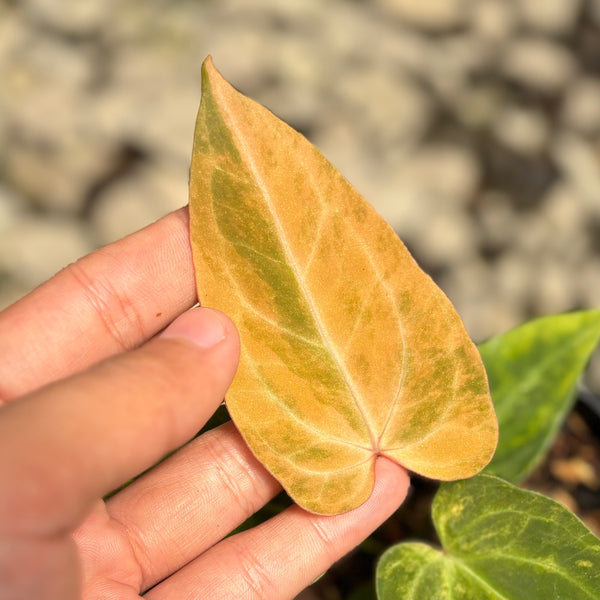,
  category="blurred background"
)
[2,0,600,357]
[1,0,600,596]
